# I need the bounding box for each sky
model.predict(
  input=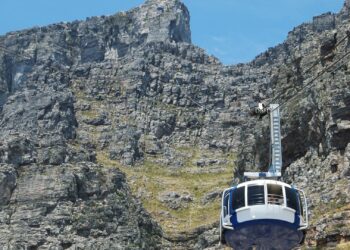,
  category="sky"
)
[0,0,345,65]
